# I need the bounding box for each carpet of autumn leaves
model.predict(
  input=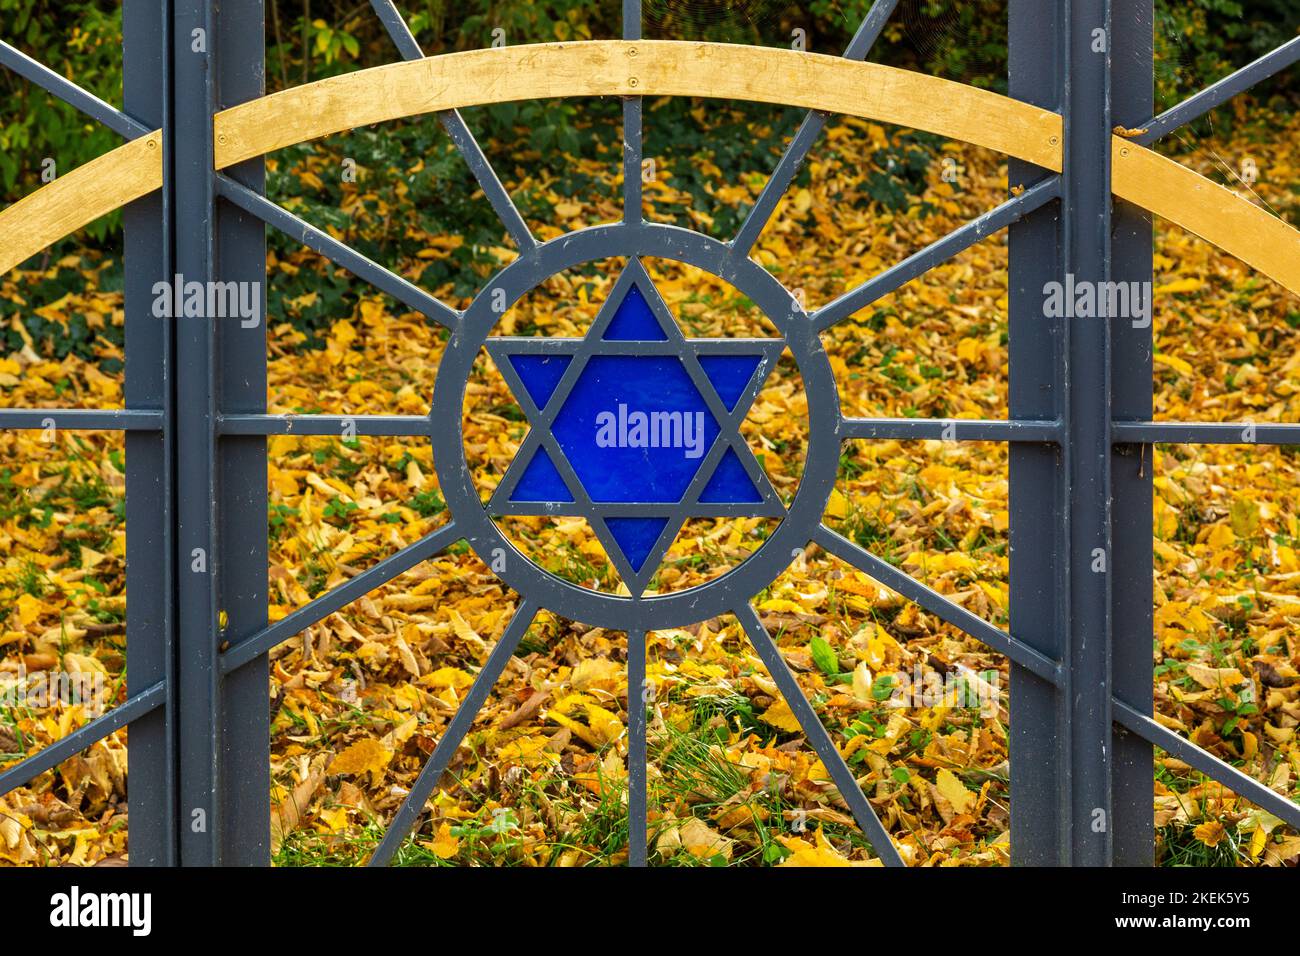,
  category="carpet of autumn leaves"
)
[3,102,1300,867]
